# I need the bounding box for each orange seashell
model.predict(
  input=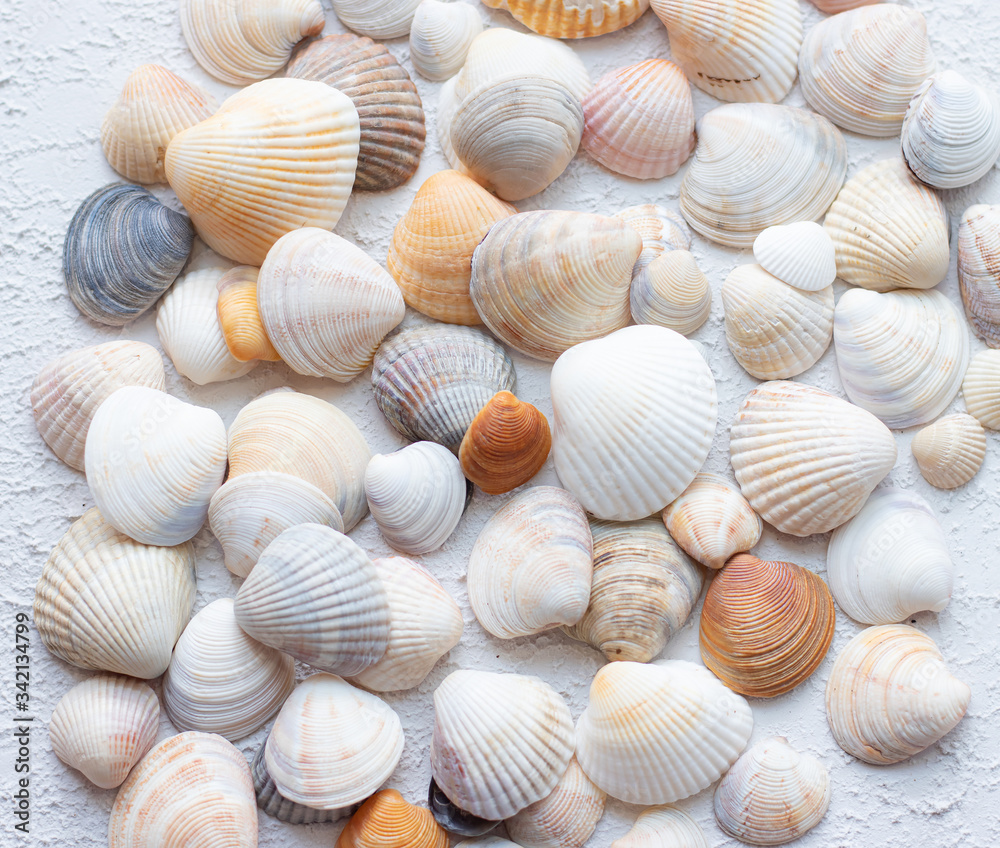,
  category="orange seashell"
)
[482,0,648,39]
[216,266,281,362]
[337,789,449,848]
